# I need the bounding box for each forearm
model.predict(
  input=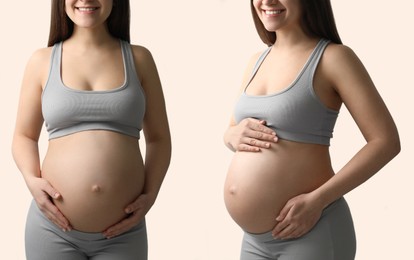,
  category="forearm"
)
[12,135,42,184]
[313,138,400,208]
[143,137,171,203]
